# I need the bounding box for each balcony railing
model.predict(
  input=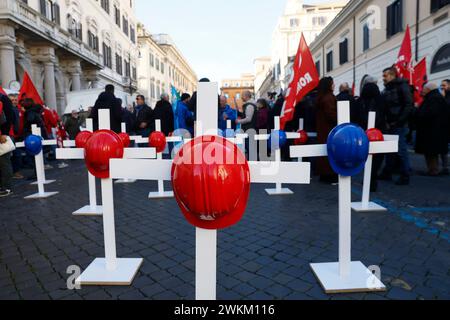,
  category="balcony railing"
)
[0,0,101,67]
